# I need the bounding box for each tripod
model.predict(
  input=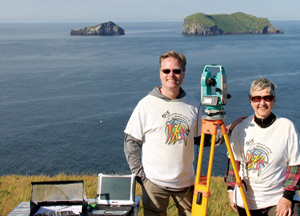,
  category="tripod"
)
[191,116,251,216]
